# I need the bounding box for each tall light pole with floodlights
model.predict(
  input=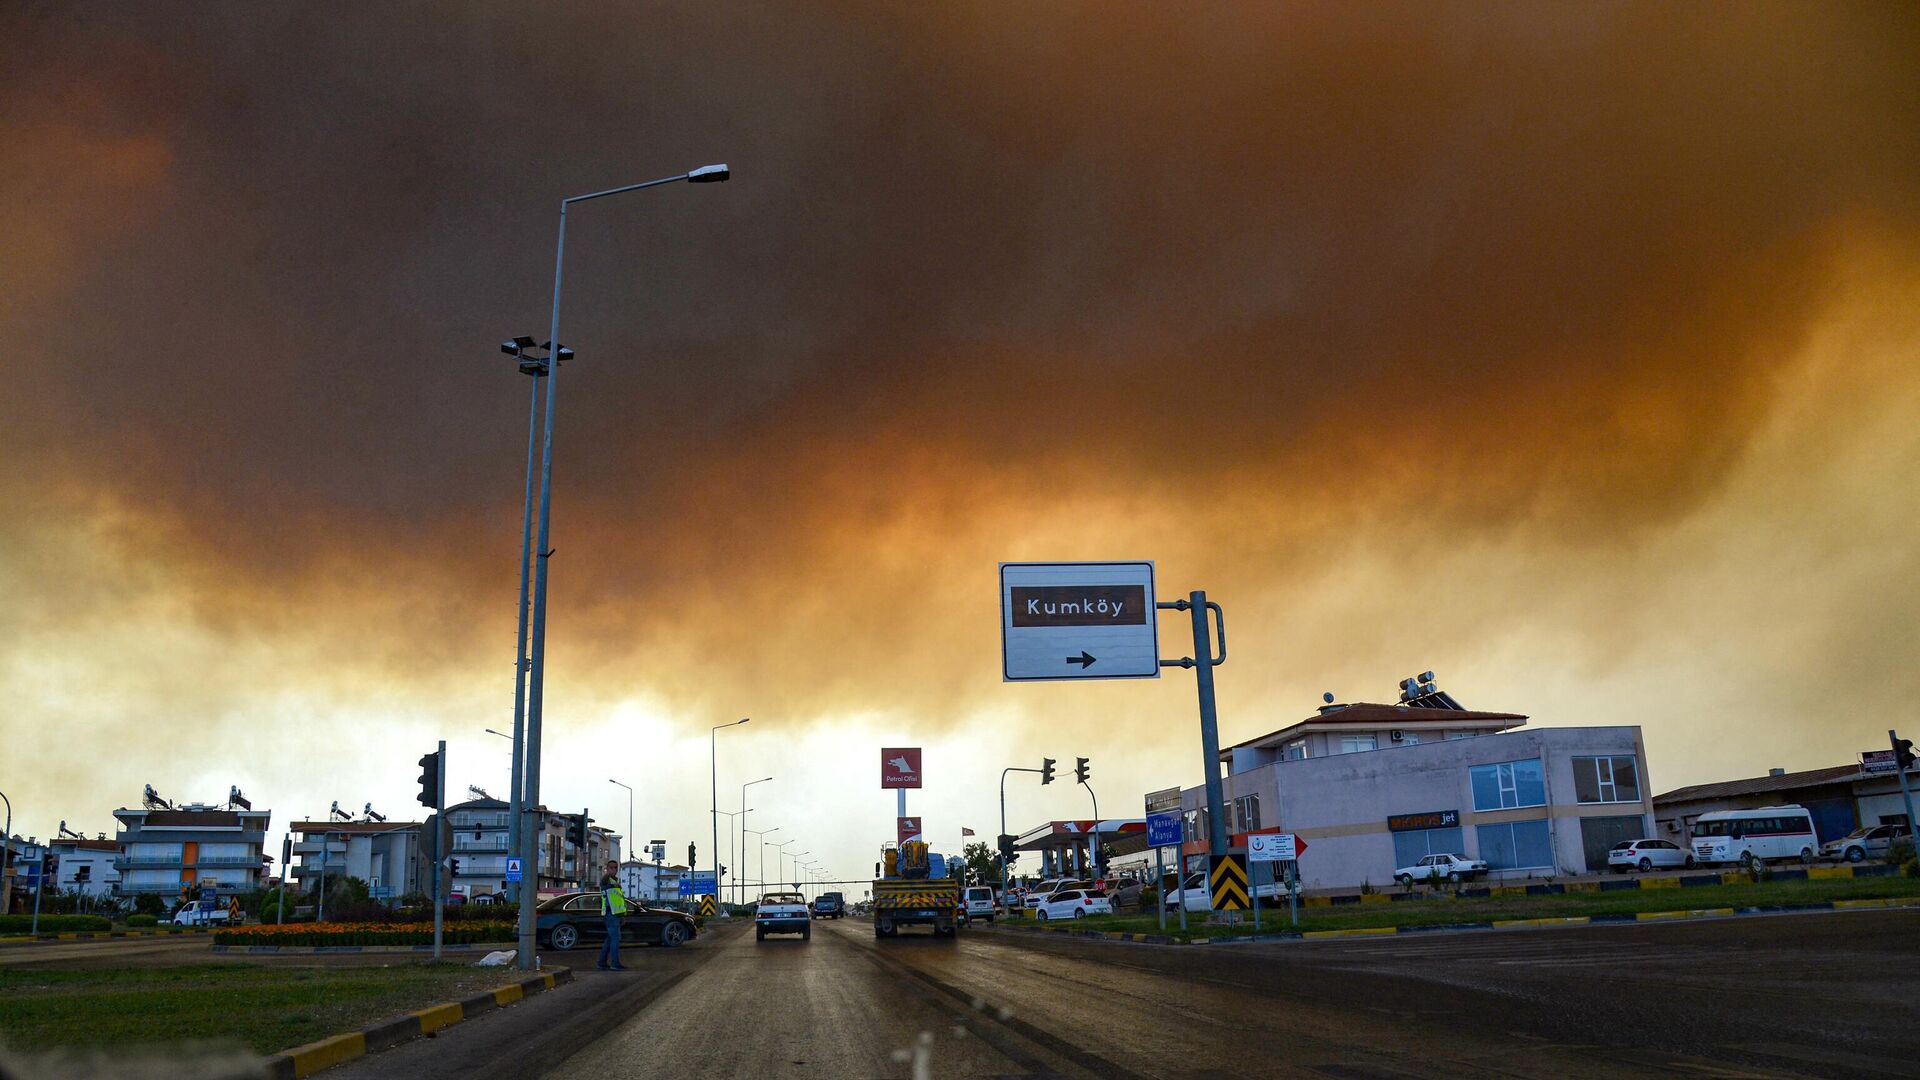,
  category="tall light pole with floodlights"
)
[710,717,748,915]
[716,809,750,900]
[747,826,777,896]
[609,779,633,865]
[506,162,730,972]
